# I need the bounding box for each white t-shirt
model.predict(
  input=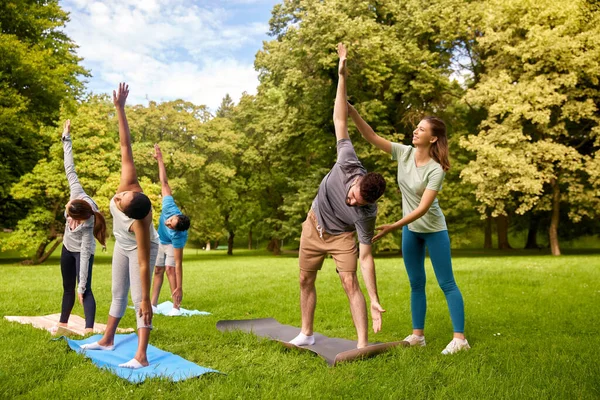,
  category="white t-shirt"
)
[110,196,159,251]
